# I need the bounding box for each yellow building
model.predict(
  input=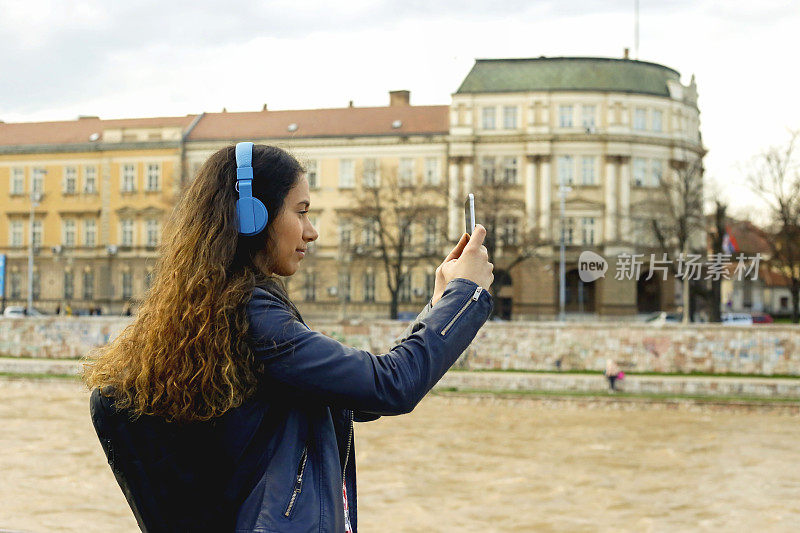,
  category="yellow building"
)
[0,56,705,320]
[0,115,198,314]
